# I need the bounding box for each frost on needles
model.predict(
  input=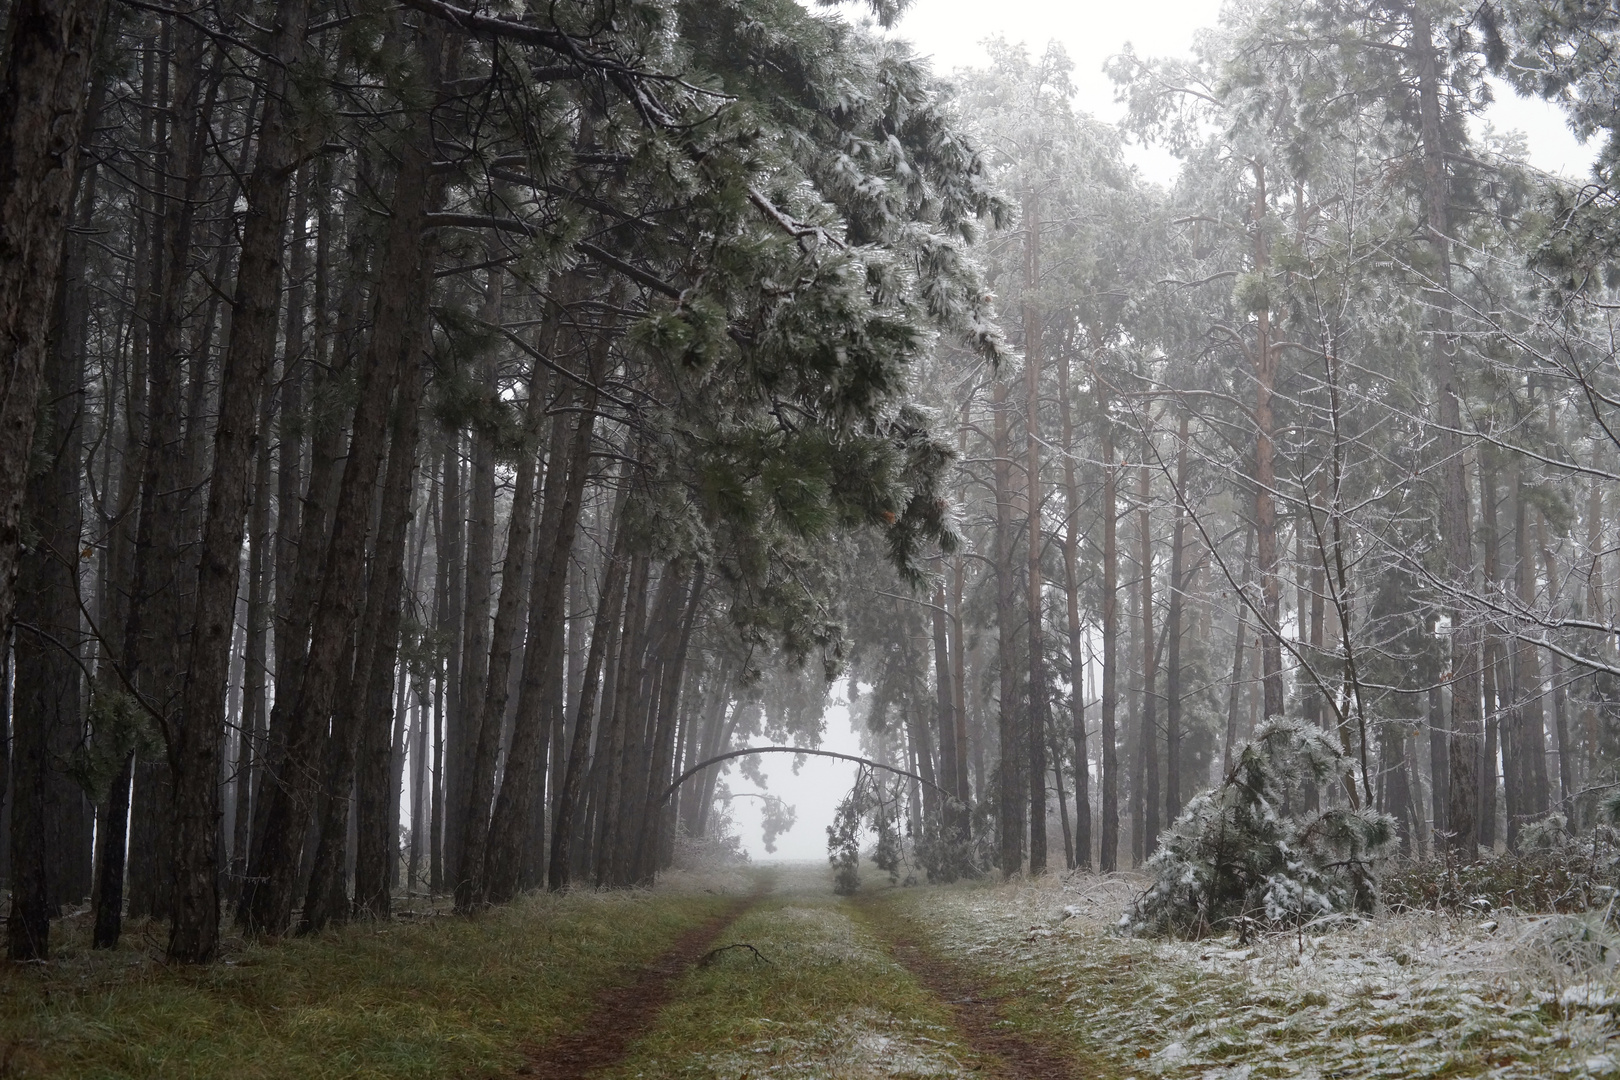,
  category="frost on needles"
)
[1128,719,1396,939]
